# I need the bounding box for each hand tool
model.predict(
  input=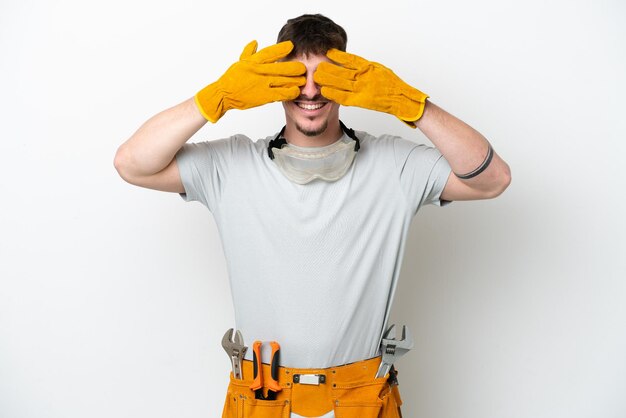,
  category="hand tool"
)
[375,324,414,379]
[221,328,247,380]
[250,340,282,400]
